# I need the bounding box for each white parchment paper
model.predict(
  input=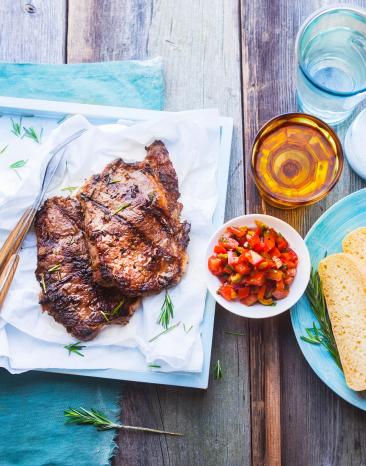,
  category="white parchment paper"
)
[0,109,220,373]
